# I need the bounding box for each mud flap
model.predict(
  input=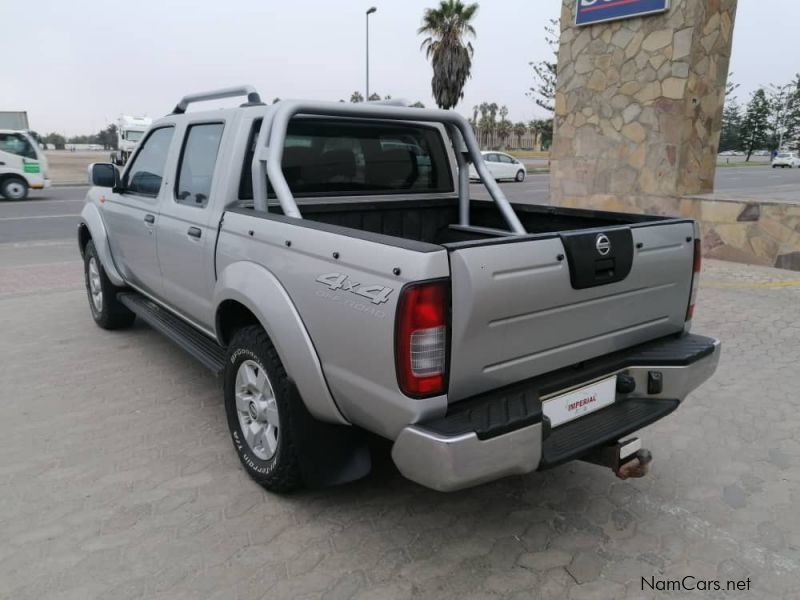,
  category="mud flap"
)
[288,382,372,488]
